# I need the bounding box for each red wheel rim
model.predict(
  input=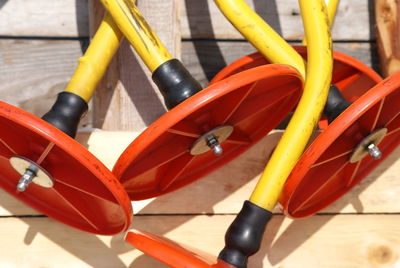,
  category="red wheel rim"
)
[114,64,303,200]
[280,72,400,218]
[126,230,234,268]
[0,102,132,234]
[211,46,382,129]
